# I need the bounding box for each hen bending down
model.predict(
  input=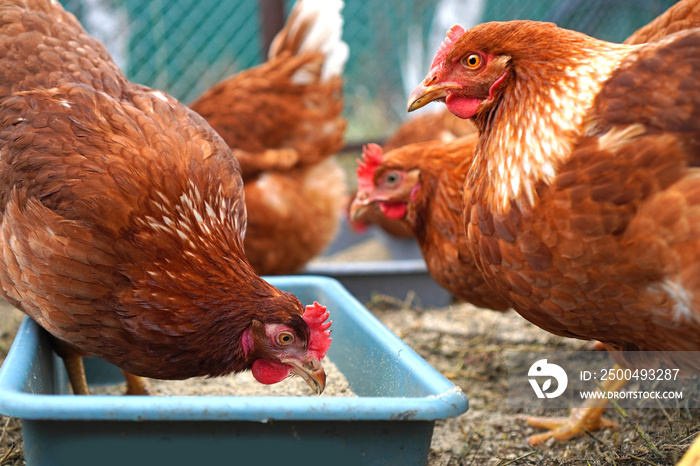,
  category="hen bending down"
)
[190,0,349,275]
[349,138,509,311]
[0,0,331,395]
[408,13,700,446]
